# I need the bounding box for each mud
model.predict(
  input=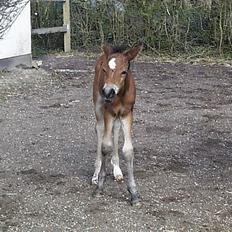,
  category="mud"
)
[0,54,232,231]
